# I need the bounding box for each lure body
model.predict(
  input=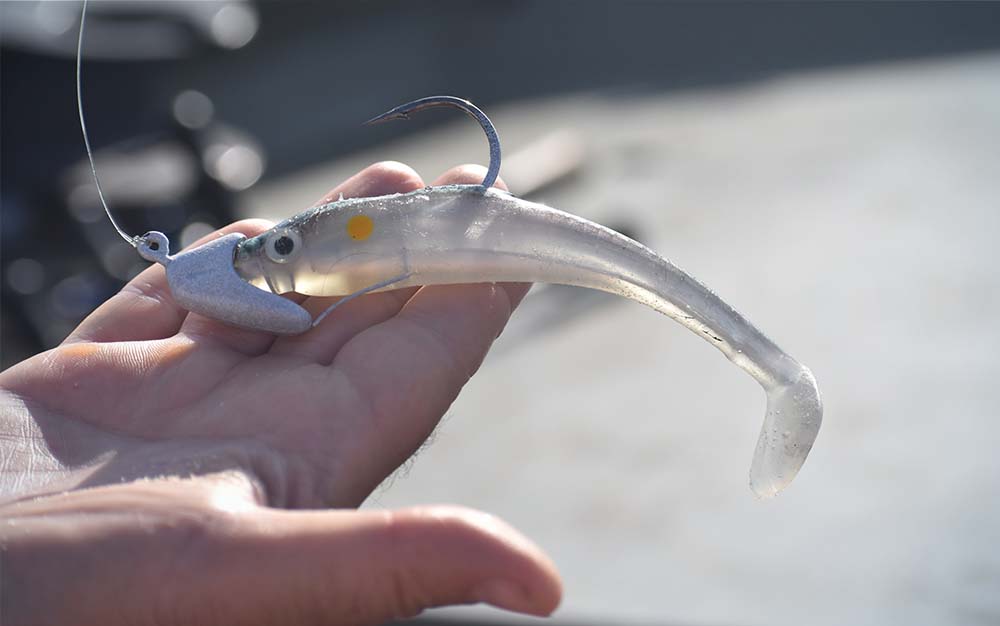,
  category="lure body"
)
[234,185,822,498]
